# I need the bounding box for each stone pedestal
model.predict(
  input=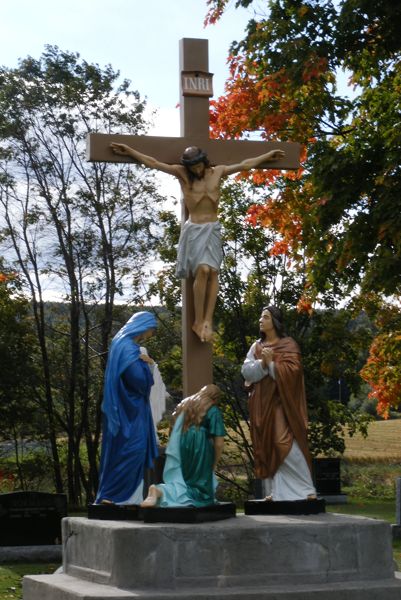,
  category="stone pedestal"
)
[23,514,401,599]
